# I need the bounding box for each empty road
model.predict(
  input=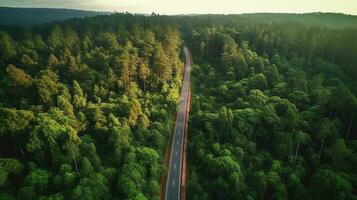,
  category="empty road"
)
[165,47,191,200]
